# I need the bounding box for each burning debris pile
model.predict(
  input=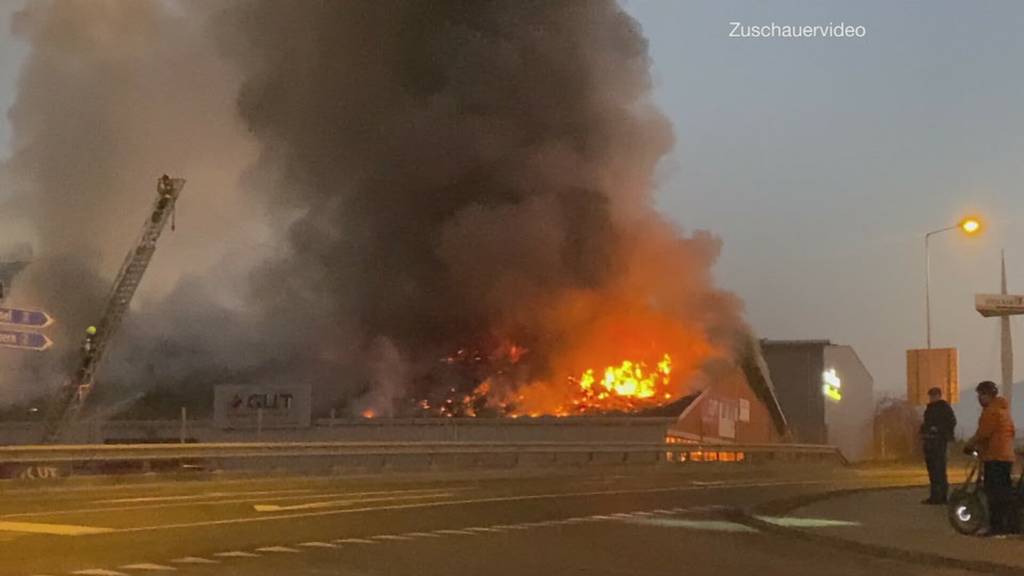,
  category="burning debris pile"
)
[2,0,748,416]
